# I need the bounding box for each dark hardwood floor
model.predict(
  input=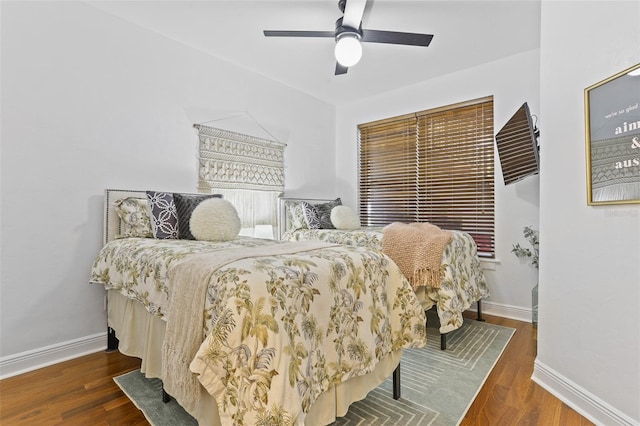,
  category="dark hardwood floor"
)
[460,312,594,426]
[0,313,594,425]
